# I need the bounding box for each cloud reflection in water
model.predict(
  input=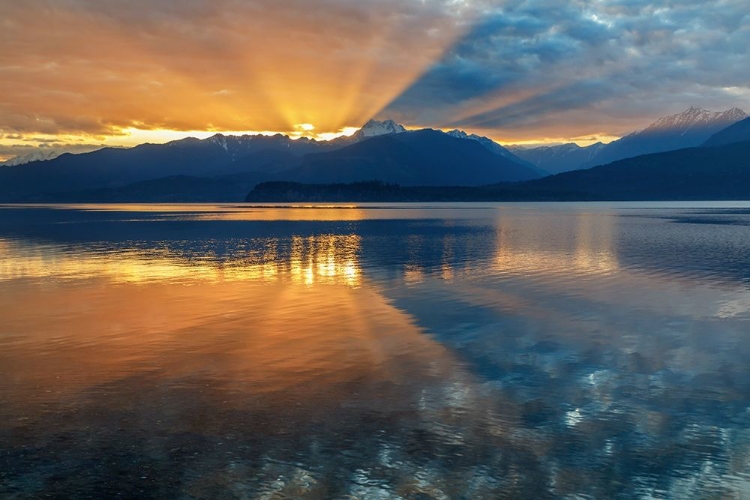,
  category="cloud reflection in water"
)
[1,203,750,498]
